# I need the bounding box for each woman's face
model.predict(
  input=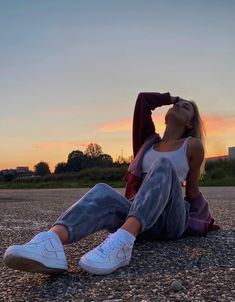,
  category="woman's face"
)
[166,101,195,129]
